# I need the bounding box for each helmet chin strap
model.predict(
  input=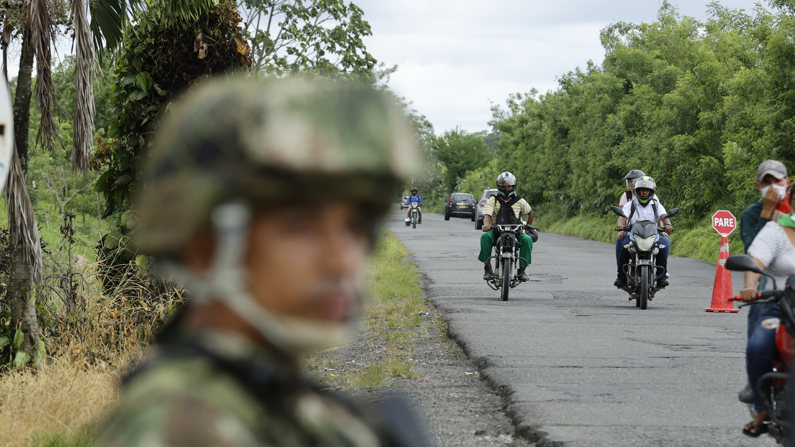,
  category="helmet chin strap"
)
[161,202,353,353]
